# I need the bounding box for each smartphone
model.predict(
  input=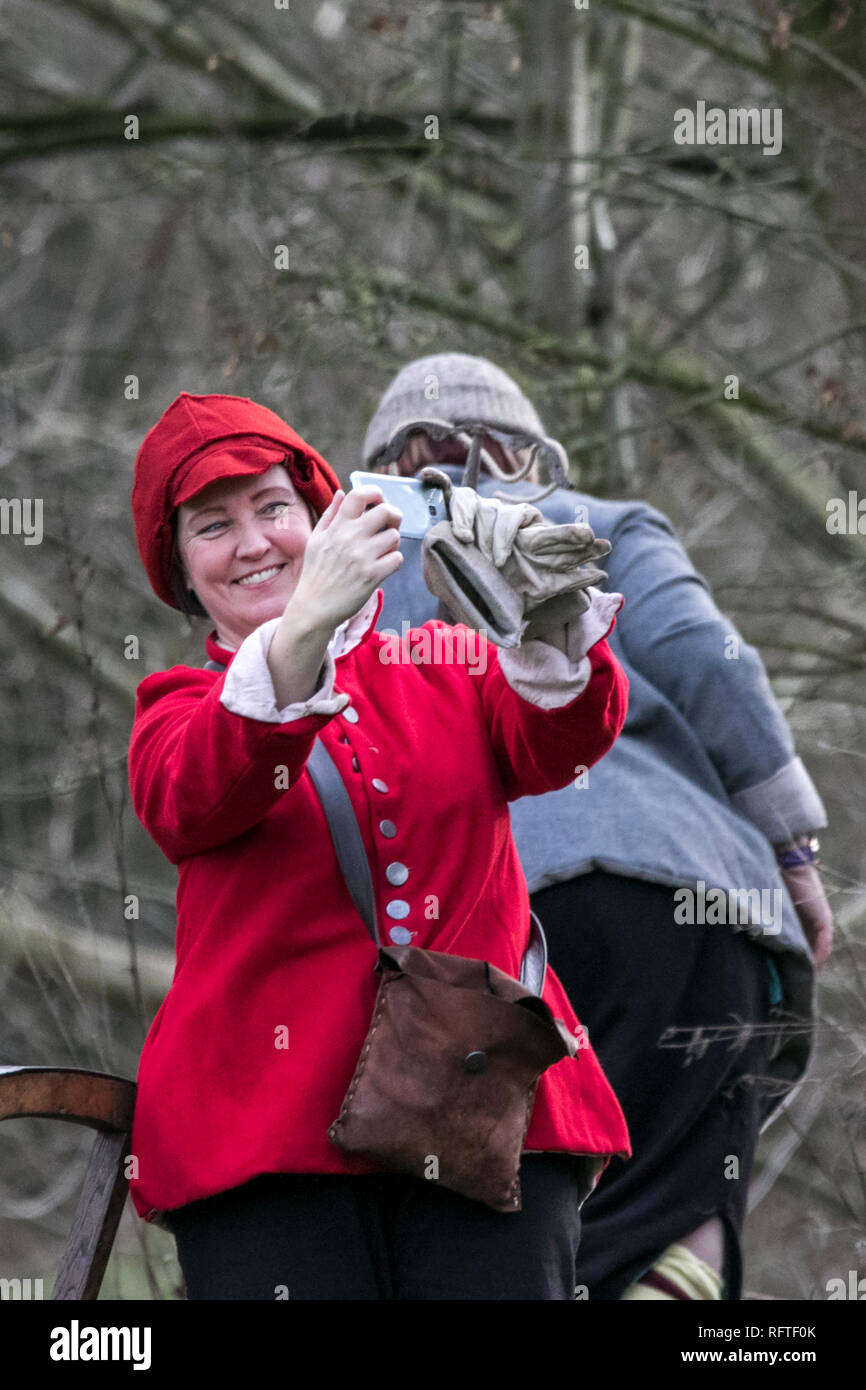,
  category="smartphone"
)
[349,470,449,539]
